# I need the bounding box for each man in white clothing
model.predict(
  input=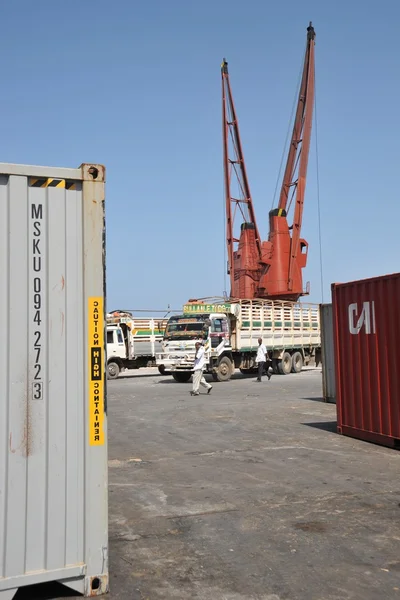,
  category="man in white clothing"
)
[255,337,271,382]
[191,342,213,396]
